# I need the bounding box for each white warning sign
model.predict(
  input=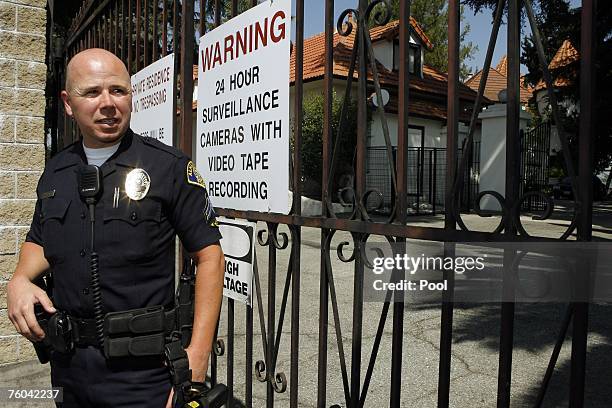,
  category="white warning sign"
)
[130,53,174,146]
[218,217,256,305]
[196,0,291,214]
